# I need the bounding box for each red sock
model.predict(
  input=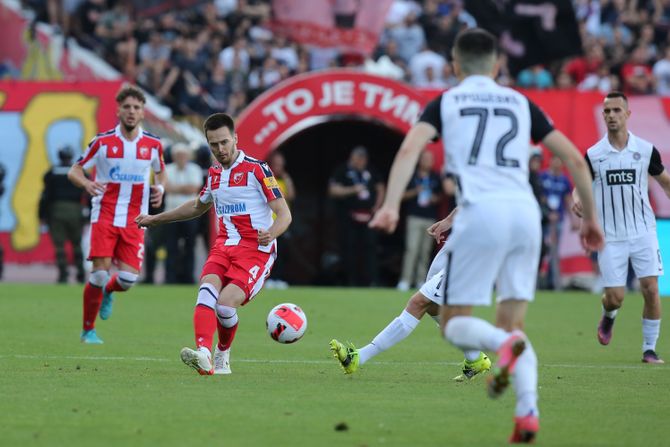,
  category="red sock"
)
[105,274,125,294]
[217,321,239,351]
[83,283,103,331]
[193,305,217,351]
